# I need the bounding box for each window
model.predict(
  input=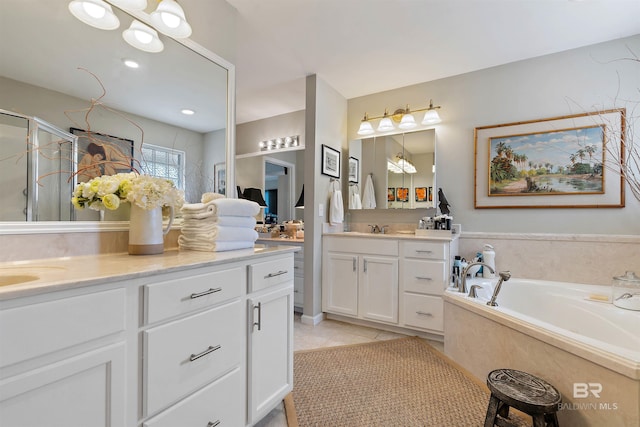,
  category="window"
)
[140,144,185,190]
